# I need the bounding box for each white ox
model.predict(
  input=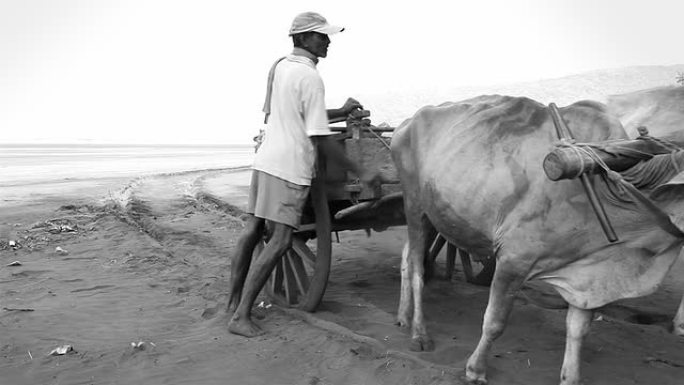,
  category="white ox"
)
[607,85,684,143]
[391,95,684,385]
[608,85,684,336]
